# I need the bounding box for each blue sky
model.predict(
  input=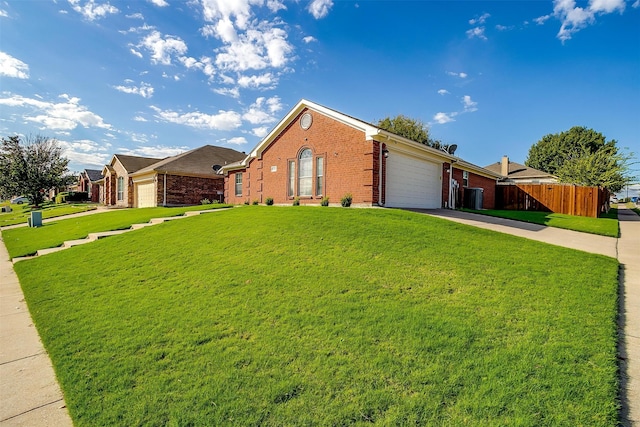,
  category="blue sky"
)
[1,0,639,179]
